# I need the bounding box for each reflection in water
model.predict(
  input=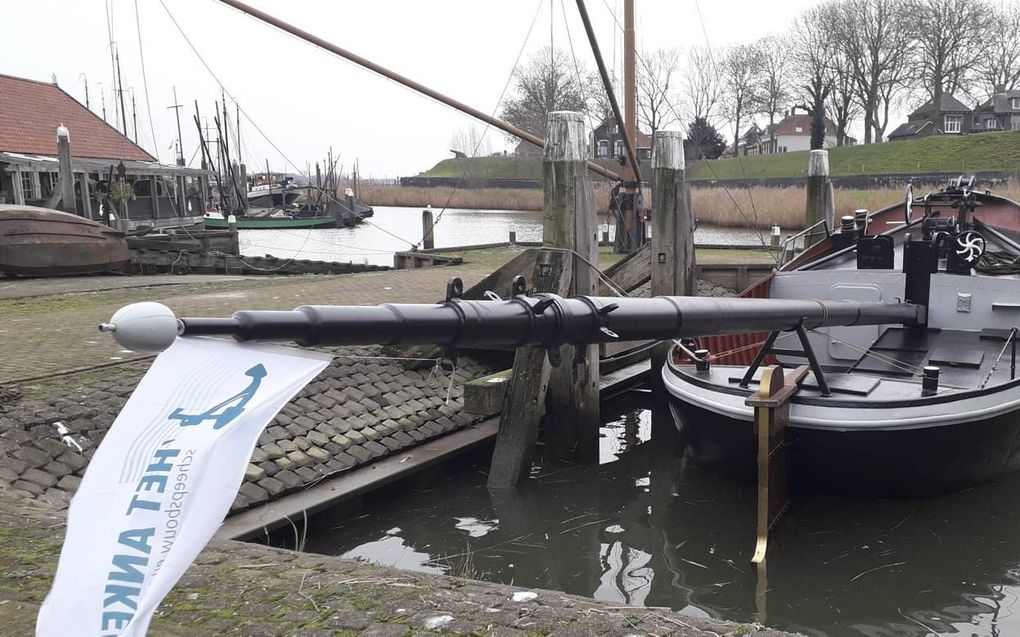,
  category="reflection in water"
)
[295,393,1020,636]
